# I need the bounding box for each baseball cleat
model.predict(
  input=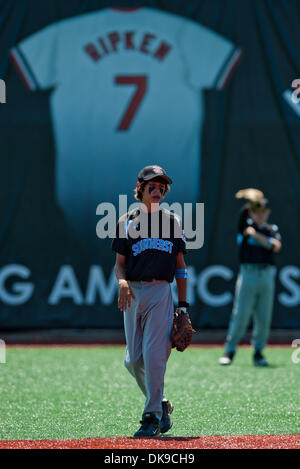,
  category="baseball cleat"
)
[134,413,160,438]
[160,400,174,434]
[219,351,235,365]
[253,351,269,367]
